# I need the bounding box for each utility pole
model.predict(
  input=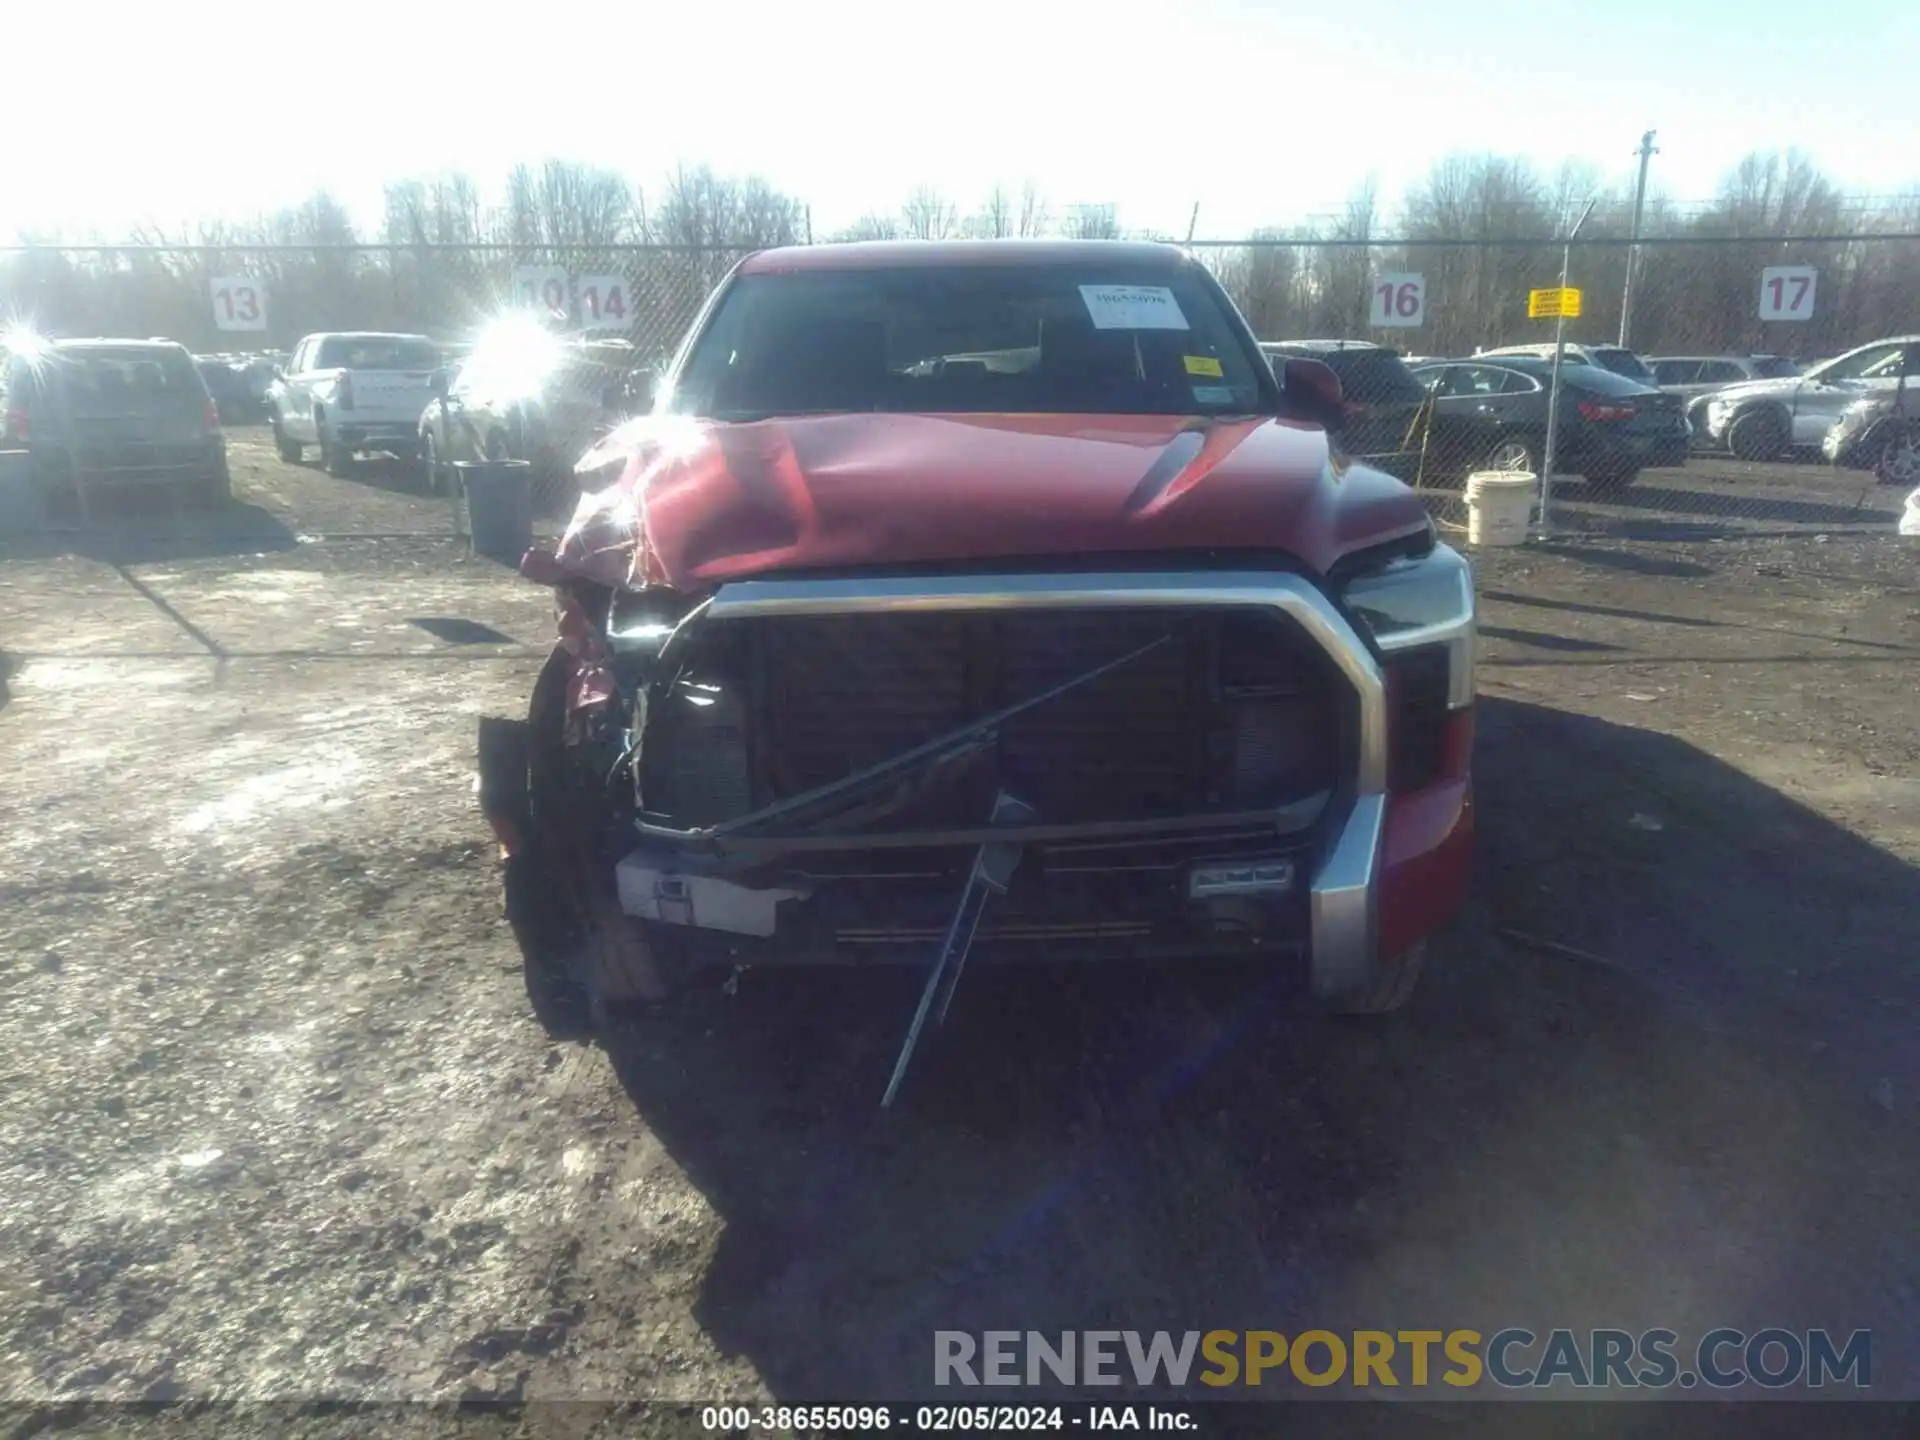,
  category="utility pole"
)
[1542,196,1599,537]
[1618,129,1658,348]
